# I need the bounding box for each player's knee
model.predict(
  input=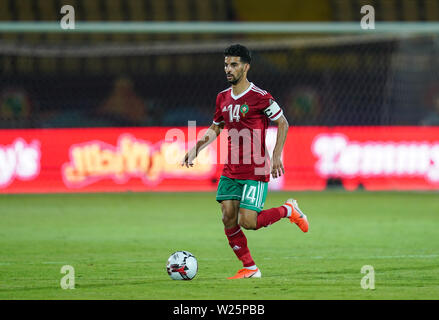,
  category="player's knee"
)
[238,215,256,230]
[222,213,235,228]
[238,208,257,230]
[221,204,238,228]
